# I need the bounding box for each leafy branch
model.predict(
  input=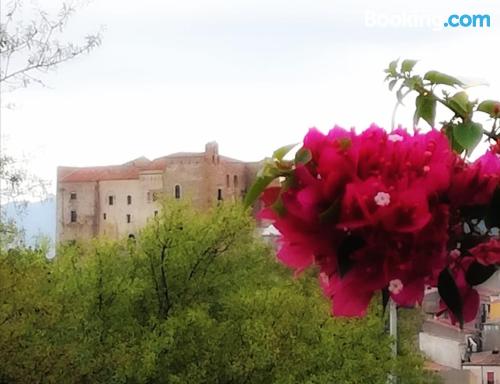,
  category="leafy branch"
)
[385,59,500,155]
